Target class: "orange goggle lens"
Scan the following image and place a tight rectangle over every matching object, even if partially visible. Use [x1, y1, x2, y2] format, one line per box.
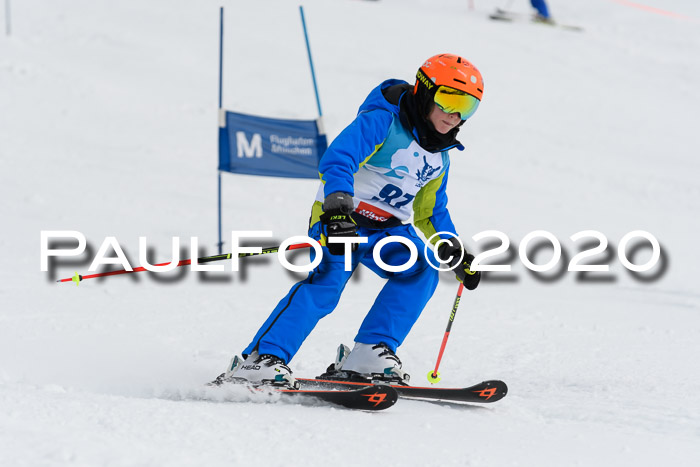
[433, 86, 480, 121]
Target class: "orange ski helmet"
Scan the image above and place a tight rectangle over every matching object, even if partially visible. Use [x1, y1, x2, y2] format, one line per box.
[414, 53, 484, 120]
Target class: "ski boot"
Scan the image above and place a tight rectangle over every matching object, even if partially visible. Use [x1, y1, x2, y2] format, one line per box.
[533, 13, 555, 25]
[210, 352, 299, 389]
[319, 343, 410, 385]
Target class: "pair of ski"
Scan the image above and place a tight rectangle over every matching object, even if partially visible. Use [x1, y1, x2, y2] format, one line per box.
[489, 9, 584, 32]
[253, 378, 508, 411]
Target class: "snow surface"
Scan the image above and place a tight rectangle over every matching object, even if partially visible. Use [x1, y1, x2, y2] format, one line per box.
[2, 0, 700, 465]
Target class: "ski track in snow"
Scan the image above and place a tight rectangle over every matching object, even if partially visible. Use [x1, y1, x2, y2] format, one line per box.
[2, 0, 700, 465]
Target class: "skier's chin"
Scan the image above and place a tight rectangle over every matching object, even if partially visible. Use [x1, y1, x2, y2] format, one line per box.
[435, 122, 457, 134]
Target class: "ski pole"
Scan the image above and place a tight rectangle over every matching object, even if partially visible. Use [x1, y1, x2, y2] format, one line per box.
[427, 282, 465, 384]
[56, 242, 312, 286]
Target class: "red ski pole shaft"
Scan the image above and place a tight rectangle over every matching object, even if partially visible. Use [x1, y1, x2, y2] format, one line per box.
[428, 283, 464, 383]
[56, 242, 312, 286]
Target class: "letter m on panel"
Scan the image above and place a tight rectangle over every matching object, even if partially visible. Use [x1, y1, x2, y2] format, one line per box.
[236, 132, 262, 158]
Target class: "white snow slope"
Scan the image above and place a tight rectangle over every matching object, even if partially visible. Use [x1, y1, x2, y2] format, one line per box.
[2, 0, 700, 465]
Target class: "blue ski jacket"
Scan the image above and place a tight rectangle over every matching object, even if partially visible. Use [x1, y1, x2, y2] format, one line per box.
[311, 79, 463, 244]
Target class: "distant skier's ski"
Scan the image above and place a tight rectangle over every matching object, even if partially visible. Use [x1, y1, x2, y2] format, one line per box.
[297, 378, 508, 404]
[489, 9, 584, 32]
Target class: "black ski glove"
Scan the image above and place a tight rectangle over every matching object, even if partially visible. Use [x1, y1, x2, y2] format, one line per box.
[320, 192, 358, 256]
[437, 241, 481, 290]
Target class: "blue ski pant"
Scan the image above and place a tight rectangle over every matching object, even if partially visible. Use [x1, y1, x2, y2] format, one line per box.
[530, 0, 550, 18]
[243, 223, 440, 363]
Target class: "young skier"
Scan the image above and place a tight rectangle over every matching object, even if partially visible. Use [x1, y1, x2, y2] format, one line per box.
[217, 53, 484, 388]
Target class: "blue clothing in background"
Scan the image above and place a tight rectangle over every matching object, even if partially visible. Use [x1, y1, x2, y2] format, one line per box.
[530, 0, 550, 19]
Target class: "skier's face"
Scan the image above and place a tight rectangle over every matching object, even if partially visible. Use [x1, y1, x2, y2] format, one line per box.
[427, 104, 461, 134]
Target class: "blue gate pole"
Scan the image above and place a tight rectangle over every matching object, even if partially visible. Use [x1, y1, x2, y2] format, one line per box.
[299, 6, 323, 117]
[217, 6, 224, 254]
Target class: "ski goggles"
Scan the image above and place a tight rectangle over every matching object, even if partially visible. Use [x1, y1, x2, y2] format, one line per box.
[433, 86, 480, 121]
